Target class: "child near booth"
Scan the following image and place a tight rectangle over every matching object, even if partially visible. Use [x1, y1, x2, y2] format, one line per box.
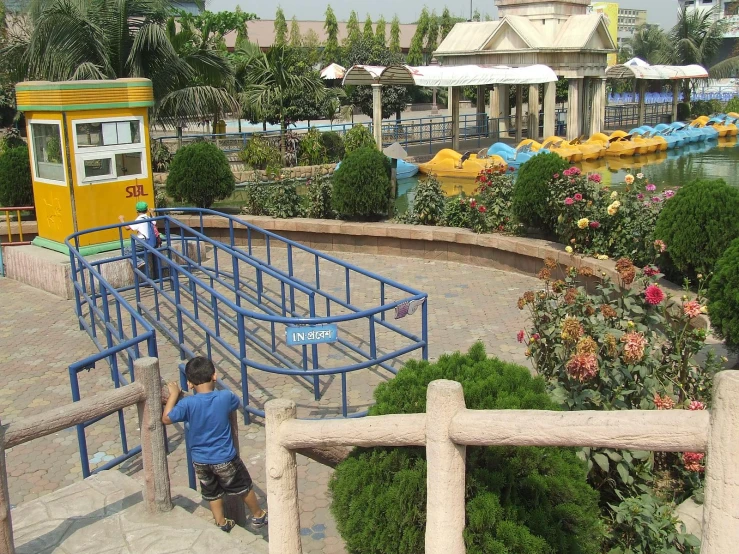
[162, 357, 268, 533]
[118, 201, 159, 274]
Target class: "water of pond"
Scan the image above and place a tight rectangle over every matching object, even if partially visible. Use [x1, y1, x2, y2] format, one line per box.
[397, 138, 739, 204]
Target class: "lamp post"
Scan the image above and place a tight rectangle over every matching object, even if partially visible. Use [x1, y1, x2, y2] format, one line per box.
[430, 58, 440, 115]
[383, 142, 408, 217]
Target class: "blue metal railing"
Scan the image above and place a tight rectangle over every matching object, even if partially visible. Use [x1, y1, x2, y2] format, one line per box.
[605, 103, 673, 129]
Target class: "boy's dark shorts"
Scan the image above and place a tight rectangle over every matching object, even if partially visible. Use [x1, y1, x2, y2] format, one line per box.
[193, 456, 253, 501]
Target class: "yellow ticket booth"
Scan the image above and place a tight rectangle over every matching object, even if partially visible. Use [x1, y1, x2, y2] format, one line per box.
[15, 78, 155, 254]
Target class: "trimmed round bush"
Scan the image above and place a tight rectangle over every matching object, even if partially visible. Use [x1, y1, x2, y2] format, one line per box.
[0, 145, 33, 207]
[343, 124, 376, 155]
[677, 102, 691, 121]
[654, 178, 739, 280]
[708, 238, 739, 351]
[511, 152, 569, 232]
[166, 141, 235, 208]
[238, 134, 282, 170]
[331, 146, 390, 218]
[329, 343, 603, 554]
[320, 131, 345, 162]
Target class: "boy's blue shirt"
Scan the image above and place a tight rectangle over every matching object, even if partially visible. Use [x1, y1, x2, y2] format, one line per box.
[168, 389, 240, 464]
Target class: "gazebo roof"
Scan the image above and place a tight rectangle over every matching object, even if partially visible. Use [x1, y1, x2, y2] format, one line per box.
[606, 59, 709, 80]
[320, 63, 346, 80]
[342, 64, 558, 87]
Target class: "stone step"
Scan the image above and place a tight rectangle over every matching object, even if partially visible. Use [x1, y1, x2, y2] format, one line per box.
[10, 470, 269, 554]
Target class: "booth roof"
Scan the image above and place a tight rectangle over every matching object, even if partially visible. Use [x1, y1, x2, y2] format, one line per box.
[342, 64, 558, 87]
[606, 59, 709, 81]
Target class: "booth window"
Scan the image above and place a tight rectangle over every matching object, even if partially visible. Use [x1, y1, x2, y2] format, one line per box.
[30, 122, 65, 183]
[73, 117, 146, 184]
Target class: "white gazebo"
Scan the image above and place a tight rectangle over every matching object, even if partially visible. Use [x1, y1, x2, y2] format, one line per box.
[342, 63, 558, 150]
[606, 58, 709, 126]
[320, 63, 346, 81]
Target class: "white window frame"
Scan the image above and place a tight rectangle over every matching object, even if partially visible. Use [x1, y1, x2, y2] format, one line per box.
[27, 119, 67, 186]
[71, 115, 148, 185]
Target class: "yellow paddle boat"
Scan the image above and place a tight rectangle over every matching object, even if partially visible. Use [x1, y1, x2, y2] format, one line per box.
[544, 135, 605, 161]
[611, 130, 650, 155]
[717, 136, 738, 148]
[519, 138, 583, 163]
[417, 149, 506, 178]
[605, 151, 668, 171]
[588, 133, 639, 157]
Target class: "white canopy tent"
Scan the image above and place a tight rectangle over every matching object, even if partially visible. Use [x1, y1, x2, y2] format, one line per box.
[320, 63, 346, 80]
[605, 58, 709, 126]
[342, 64, 559, 149]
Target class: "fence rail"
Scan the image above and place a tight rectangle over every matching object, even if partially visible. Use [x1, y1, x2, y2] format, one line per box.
[265, 373, 739, 554]
[0, 357, 172, 554]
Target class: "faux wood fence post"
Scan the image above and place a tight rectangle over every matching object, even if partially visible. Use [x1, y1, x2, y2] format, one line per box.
[425, 380, 467, 554]
[223, 410, 247, 526]
[265, 399, 301, 554]
[701, 370, 739, 553]
[0, 416, 15, 554]
[135, 357, 173, 514]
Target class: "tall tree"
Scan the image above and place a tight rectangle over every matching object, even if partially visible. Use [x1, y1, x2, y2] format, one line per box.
[3, 0, 238, 128]
[345, 10, 361, 47]
[302, 29, 322, 66]
[289, 16, 302, 48]
[322, 5, 341, 65]
[274, 7, 288, 46]
[390, 15, 401, 55]
[440, 8, 454, 40]
[426, 11, 439, 57]
[472, 9, 481, 22]
[407, 8, 430, 65]
[664, 7, 726, 100]
[624, 24, 668, 65]
[375, 15, 387, 47]
[363, 14, 374, 42]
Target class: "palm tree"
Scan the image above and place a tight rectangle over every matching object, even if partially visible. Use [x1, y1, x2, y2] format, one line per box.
[664, 7, 726, 101]
[624, 24, 668, 65]
[236, 43, 328, 150]
[2, 0, 237, 127]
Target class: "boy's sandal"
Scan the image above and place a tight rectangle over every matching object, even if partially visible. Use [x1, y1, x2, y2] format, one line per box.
[218, 518, 236, 533]
[251, 510, 268, 528]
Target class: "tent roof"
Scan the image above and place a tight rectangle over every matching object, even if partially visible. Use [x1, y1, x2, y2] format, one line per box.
[320, 63, 346, 80]
[606, 59, 709, 80]
[342, 64, 558, 87]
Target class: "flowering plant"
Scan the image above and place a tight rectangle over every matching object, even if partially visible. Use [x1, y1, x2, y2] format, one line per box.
[442, 193, 491, 234]
[518, 257, 721, 505]
[474, 166, 521, 233]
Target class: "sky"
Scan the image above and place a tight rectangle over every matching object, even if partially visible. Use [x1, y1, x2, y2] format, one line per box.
[207, 0, 680, 29]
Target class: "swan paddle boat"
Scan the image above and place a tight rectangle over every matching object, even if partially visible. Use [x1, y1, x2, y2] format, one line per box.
[417, 149, 506, 178]
[336, 157, 419, 179]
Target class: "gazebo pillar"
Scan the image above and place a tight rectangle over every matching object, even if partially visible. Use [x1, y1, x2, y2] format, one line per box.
[543, 80, 556, 137]
[528, 84, 540, 140]
[476, 85, 487, 134]
[637, 80, 646, 127]
[515, 86, 523, 143]
[589, 78, 606, 136]
[499, 85, 510, 137]
[450, 86, 460, 152]
[372, 83, 383, 150]
[672, 81, 680, 123]
[567, 78, 583, 140]
[490, 87, 501, 139]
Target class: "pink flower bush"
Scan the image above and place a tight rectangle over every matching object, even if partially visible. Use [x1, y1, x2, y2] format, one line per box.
[563, 167, 581, 177]
[564, 197, 575, 205]
[683, 452, 705, 473]
[652, 196, 662, 203]
[653, 393, 675, 410]
[621, 331, 648, 364]
[683, 300, 702, 319]
[553, 173, 560, 179]
[643, 266, 659, 277]
[646, 184, 657, 192]
[688, 400, 705, 411]
[644, 284, 666, 305]
[664, 190, 675, 198]
[566, 353, 599, 382]
[637, 193, 644, 200]
[574, 193, 583, 201]
[517, 329, 525, 343]
[654, 240, 667, 253]
[588, 174, 602, 183]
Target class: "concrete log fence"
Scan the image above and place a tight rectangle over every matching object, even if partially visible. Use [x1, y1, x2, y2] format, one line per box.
[264, 373, 739, 554]
[0, 358, 172, 554]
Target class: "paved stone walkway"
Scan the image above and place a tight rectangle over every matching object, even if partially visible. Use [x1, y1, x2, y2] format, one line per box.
[0, 251, 554, 553]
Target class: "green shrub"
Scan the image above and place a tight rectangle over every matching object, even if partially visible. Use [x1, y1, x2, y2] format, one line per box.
[267, 180, 303, 218]
[0, 128, 25, 154]
[306, 175, 333, 219]
[511, 152, 569, 232]
[151, 141, 173, 172]
[690, 100, 713, 118]
[298, 128, 328, 166]
[343, 124, 376, 155]
[655, 178, 739, 281]
[166, 141, 235, 208]
[405, 174, 445, 225]
[155, 188, 168, 209]
[332, 147, 390, 219]
[442, 194, 491, 234]
[677, 102, 691, 121]
[238, 134, 282, 170]
[475, 166, 519, 233]
[708, 237, 739, 351]
[725, 97, 739, 114]
[329, 343, 603, 554]
[241, 181, 270, 216]
[320, 131, 345, 162]
[0, 145, 33, 207]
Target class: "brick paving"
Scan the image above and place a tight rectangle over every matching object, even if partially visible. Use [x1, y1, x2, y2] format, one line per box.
[0, 250, 573, 552]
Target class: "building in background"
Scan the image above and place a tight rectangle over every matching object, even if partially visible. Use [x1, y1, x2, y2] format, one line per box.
[589, 3, 647, 51]
[589, 2, 619, 65]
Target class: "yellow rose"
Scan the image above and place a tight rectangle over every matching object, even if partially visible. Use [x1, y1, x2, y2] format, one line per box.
[700, 306, 708, 314]
[612, 201, 621, 208]
[565, 246, 573, 253]
[607, 206, 617, 216]
[597, 254, 609, 260]
[610, 191, 618, 200]
[625, 174, 635, 185]
[577, 217, 589, 229]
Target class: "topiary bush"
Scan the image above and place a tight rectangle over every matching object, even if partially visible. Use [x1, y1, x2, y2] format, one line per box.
[654, 178, 739, 281]
[320, 131, 345, 162]
[677, 102, 691, 121]
[298, 128, 328, 166]
[511, 152, 570, 232]
[329, 343, 603, 554]
[332, 146, 390, 219]
[0, 145, 33, 207]
[238, 134, 282, 170]
[343, 124, 376, 156]
[690, 100, 714, 118]
[708, 237, 739, 351]
[166, 141, 235, 208]
[725, 97, 739, 114]
[403, 174, 445, 225]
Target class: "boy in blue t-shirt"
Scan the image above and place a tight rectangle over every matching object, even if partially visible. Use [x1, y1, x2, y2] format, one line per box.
[162, 357, 268, 532]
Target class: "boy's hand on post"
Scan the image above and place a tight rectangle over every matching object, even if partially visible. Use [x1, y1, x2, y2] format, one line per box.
[167, 381, 181, 397]
[118, 215, 125, 223]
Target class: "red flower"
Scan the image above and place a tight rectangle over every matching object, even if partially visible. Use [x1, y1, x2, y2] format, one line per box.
[643, 266, 659, 277]
[478, 205, 487, 213]
[508, 166, 515, 172]
[683, 452, 705, 473]
[517, 330, 525, 343]
[644, 284, 665, 305]
[589, 221, 600, 229]
[574, 193, 583, 201]
[553, 173, 560, 179]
